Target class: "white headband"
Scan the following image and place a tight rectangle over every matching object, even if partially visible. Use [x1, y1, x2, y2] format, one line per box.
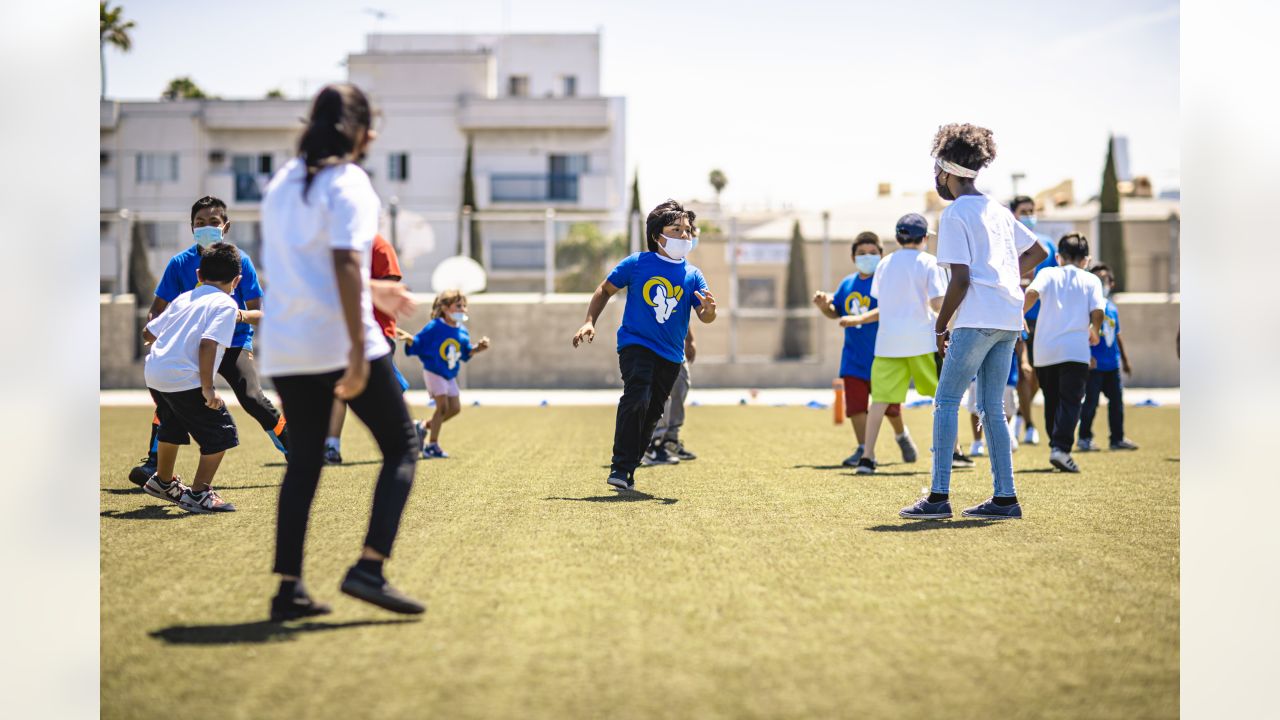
[935, 158, 979, 179]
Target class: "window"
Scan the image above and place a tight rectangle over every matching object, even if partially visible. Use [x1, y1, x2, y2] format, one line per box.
[562, 75, 577, 97]
[259, 154, 273, 175]
[548, 154, 588, 201]
[136, 153, 178, 182]
[489, 241, 544, 271]
[507, 75, 529, 97]
[388, 153, 409, 181]
[739, 277, 777, 309]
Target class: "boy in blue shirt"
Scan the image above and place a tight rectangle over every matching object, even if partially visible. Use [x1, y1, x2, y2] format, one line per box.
[1078, 264, 1139, 452]
[404, 289, 490, 459]
[813, 231, 916, 467]
[1010, 195, 1057, 447]
[572, 199, 717, 492]
[128, 196, 288, 485]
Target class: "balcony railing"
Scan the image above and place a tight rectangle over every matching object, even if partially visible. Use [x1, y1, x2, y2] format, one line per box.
[235, 172, 267, 202]
[491, 173, 579, 203]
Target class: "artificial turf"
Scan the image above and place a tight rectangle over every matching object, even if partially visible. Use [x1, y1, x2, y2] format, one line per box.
[100, 403, 1178, 719]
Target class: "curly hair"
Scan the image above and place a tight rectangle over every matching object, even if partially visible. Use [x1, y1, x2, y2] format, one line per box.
[645, 199, 697, 252]
[931, 123, 997, 173]
[852, 231, 881, 254]
[432, 289, 466, 319]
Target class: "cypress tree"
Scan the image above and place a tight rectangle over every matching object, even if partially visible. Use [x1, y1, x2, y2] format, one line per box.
[627, 170, 641, 250]
[461, 136, 482, 265]
[1100, 135, 1126, 290]
[780, 219, 811, 359]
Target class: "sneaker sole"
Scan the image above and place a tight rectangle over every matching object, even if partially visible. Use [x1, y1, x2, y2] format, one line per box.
[606, 478, 630, 490]
[270, 602, 333, 623]
[340, 580, 425, 615]
[855, 468, 876, 475]
[1049, 458, 1080, 473]
[142, 486, 182, 504]
[180, 501, 237, 514]
[899, 512, 953, 520]
[961, 511, 1022, 520]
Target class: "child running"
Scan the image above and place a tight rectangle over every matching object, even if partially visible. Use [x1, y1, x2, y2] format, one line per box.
[1023, 233, 1107, 473]
[572, 199, 716, 492]
[404, 290, 490, 459]
[813, 231, 918, 467]
[857, 215, 945, 475]
[140, 242, 243, 514]
[899, 123, 1048, 521]
[1077, 263, 1139, 452]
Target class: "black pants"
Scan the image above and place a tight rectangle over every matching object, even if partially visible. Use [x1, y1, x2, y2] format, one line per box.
[271, 354, 417, 577]
[1035, 362, 1090, 453]
[1079, 368, 1125, 444]
[611, 345, 682, 475]
[218, 347, 284, 433]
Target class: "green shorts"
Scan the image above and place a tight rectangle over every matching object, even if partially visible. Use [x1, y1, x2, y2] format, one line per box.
[870, 353, 939, 403]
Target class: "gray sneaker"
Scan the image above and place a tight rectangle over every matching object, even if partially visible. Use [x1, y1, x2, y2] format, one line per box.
[897, 434, 919, 463]
[1110, 438, 1139, 451]
[899, 497, 953, 520]
[842, 445, 865, 467]
[1049, 448, 1080, 473]
[1077, 437, 1099, 452]
[961, 498, 1023, 520]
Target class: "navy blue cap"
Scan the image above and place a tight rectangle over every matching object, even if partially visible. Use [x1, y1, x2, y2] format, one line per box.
[895, 213, 929, 241]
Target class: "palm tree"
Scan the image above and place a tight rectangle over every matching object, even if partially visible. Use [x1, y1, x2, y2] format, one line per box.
[100, 2, 135, 99]
[162, 76, 208, 101]
[265, 88, 285, 99]
[709, 169, 727, 205]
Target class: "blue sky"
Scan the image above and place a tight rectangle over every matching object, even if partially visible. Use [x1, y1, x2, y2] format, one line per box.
[103, 0, 1179, 210]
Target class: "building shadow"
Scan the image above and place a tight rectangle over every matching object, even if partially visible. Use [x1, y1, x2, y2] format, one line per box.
[102, 487, 145, 496]
[100, 505, 195, 521]
[544, 490, 678, 505]
[865, 519, 996, 532]
[149, 618, 419, 646]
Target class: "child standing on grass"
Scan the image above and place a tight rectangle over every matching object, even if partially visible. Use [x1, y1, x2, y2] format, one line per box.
[1078, 263, 1139, 452]
[856, 214, 945, 475]
[404, 290, 490, 459]
[140, 242, 243, 514]
[899, 123, 1048, 521]
[965, 343, 1022, 457]
[1023, 233, 1107, 473]
[572, 199, 717, 492]
[813, 231, 917, 468]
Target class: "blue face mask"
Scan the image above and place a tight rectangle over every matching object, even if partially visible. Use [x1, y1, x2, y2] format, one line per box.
[1019, 216, 1038, 230]
[193, 226, 223, 247]
[450, 311, 468, 324]
[854, 254, 881, 275]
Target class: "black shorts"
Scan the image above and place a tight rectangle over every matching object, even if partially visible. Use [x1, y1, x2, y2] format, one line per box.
[148, 388, 240, 455]
[1025, 318, 1038, 368]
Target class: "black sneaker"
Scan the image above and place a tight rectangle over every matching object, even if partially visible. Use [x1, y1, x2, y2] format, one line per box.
[667, 440, 697, 461]
[855, 458, 877, 475]
[128, 457, 157, 487]
[842, 445, 865, 467]
[606, 469, 631, 491]
[896, 434, 919, 463]
[899, 496, 953, 520]
[641, 442, 680, 466]
[340, 566, 425, 615]
[324, 446, 343, 465]
[961, 498, 1023, 520]
[270, 589, 332, 622]
[951, 452, 975, 469]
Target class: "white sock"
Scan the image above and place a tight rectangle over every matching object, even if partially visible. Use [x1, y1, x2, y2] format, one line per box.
[325, 437, 340, 451]
[895, 429, 910, 440]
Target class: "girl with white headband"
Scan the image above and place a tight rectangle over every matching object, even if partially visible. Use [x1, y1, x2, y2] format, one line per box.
[899, 123, 1049, 521]
[571, 199, 717, 492]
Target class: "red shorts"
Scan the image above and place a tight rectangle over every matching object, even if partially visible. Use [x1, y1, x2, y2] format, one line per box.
[843, 376, 901, 418]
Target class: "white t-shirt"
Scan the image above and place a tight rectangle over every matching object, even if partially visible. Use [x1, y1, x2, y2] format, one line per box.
[144, 285, 238, 392]
[936, 194, 1039, 331]
[259, 158, 389, 376]
[869, 247, 947, 357]
[1027, 264, 1107, 366]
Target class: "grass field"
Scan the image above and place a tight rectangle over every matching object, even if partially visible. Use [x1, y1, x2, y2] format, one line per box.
[100, 403, 1179, 719]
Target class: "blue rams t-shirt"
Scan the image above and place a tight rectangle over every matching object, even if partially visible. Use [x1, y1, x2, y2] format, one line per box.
[406, 318, 472, 380]
[1091, 299, 1122, 372]
[607, 252, 707, 364]
[831, 272, 878, 380]
[1024, 233, 1058, 322]
[155, 244, 264, 350]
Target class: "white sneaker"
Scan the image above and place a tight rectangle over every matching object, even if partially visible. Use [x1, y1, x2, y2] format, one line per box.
[1049, 448, 1080, 473]
[142, 474, 189, 504]
[1013, 415, 1025, 438]
[970, 440, 986, 457]
[178, 488, 237, 513]
[1024, 425, 1040, 445]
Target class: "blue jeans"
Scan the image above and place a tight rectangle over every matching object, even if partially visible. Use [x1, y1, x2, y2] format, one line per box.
[932, 328, 1021, 497]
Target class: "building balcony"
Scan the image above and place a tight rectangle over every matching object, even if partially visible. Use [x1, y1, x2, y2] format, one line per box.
[202, 100, 310, 130]
[207, 172, 270, 208]
[457, 97, 612, 131]
[478, 173, 612, 210]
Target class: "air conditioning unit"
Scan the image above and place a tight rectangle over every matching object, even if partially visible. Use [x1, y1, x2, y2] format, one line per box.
[208, 150, 226, 164]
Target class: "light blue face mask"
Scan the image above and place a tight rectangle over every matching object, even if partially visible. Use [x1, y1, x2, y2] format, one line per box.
[193, 226, 223, 247]
[1019, 216, 1038, 230]
[854, 254, 881, 275]
[450, 311, 468, 323]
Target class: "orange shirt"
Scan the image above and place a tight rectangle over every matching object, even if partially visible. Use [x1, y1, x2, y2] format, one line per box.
[370, 234, 403, 337]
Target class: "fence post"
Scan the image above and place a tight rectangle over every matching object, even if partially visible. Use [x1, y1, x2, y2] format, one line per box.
[728, 216, 739, 363]
[544, 208, 556, 295]
[116, 208, 132, 297]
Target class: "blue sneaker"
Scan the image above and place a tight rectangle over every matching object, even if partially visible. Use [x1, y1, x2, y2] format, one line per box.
[899, 497, 953, 520]
[269, 427, 289, 458]
[961, 498, 1023, 520]
[422, 443, 449, 460]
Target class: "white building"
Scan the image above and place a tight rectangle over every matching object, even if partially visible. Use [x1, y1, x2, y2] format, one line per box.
[100, 32, 627, 293]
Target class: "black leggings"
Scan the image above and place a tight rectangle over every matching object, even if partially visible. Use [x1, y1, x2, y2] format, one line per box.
[611, 345, 682, 475]
[1035, 362, 1090, 453]
[271, 354, 417, 577]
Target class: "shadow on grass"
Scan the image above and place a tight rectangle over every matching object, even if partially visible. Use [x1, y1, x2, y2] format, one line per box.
[792, 464, 850, 470]
[1019, 468, 1062, 474]
[263, 460, 382, 468]
[102, 487, 145, 495]
[150, 618, 418, 646]
[1166, 457, 1179, 463]
[100, 505, 194, 521]
[866, 519, 996, 532]
[545, 490, 678, 505]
